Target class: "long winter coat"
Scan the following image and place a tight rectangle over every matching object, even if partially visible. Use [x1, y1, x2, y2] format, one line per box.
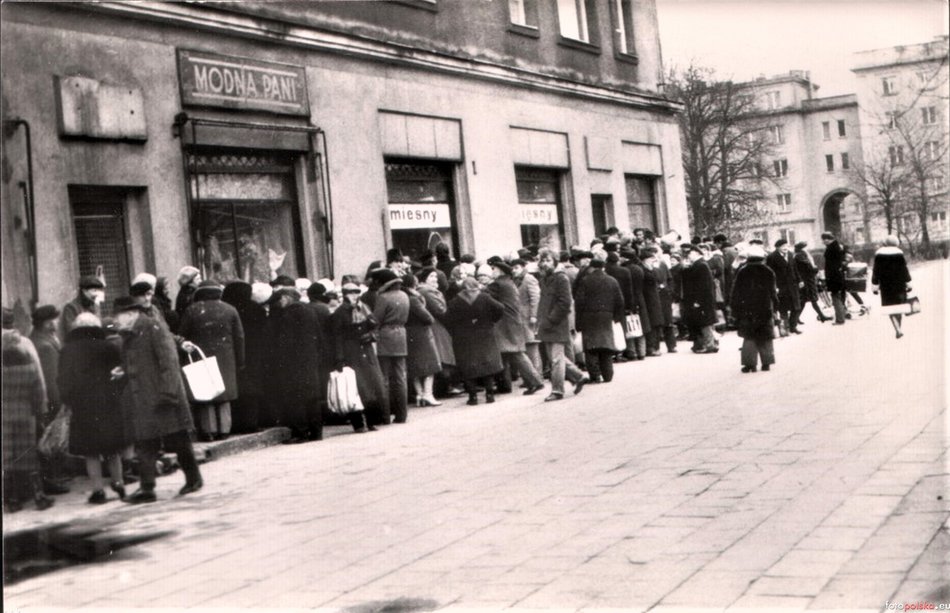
[373, 282, 410, 357]
[330, 301, 387, 407]
[824, 240, 847, 292]
[272, 301, 326, 408]
[2, 331, 45, 474]
[514, 272, 541, 345]
[794, 250, 820, 303]
[29, 330, 61, 414]
[445, 292, 505, 379]
[606, 261, 634, 313]
[119, 312, 194, 441]
[179, 296, 245, 403]
[405, 289, 441, 379]
[871, 246, 912, 306]
[60, 293, 100, 341]
[59, 326, 127, 456]
[730, 261, 779, 341]
[487, 275, 528, 353]
[641, 268, 664, 331]
[417, 284, 454, 366]
[222, 282, 268, 398]
[574, 269, 625, 351]
[681, 259, 718, 328]
[766, 250, 802, 313]
[707, 253, 726, 304]
[537, 270, 574, 344]
[655, 260, 675, 326]
[625, 262, 652, 330]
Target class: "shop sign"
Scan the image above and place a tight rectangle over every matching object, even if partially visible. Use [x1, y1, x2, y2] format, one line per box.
[389, 204, 452, 230]
[519, 204, 559, 225]
[177, 49, 310, 116]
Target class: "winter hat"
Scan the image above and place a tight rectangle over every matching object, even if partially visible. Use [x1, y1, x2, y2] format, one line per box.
[746, 245, 767, 260]
[686, 244, 703, 255]
[794, 241, 808, 251]
[113, 296, 145, 313]
[476, 264, 493, 279]
[660, 231, 681, 248]
[341, 282, 361, 295]
[307, 282, 326, 303]
[774, 238, 788, 249]
[607, 252, 621, 264]
[72, 312, 102, 329]
[490, 260, 513, 276]
[177, 266, 200, 286]
[271, 275, 295, 288]
[130, 272, 157, 296]
[31, 305, 60, 327]
[79, 275, 105, 290]
[194, 279, 224, 300]
[250, 282, 273, 305]
[373, 268, 402, 290]
[589, 259, 606, 268]
[273, 287, 301, 301]
[458, 262, 477, 278]
[386, 248, 404, 265]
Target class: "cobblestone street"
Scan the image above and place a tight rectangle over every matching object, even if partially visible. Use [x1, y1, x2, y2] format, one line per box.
[4, 262, 947, 612]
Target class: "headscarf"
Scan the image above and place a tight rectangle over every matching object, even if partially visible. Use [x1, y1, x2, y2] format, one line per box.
[458, 277, 481, 305]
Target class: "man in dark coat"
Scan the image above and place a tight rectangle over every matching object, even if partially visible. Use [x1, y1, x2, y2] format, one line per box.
[372, 269, 410, 424]
[730, 246, 779, 372]
[655, 254, 678, 353]
[435, 243, 458, 281]
[681, 244, 719, 353]
[486, 259, 545, 396]
[574, 259, 624, 383]
[113, 297, 202, 503]
[537, 249, 588, 401]
[622, 248, 651, 360]
[222, 282, 268, 433]
[444, 277, 505, 405]
[794, 242, 830, 324]
[60, 275, 104, 341]
[822, 231, 848, 324]
[766, 239, 803, 335]
[179, 280, 246, 441]
[640, 251, 666, 357]
[605, 252, 635, 361]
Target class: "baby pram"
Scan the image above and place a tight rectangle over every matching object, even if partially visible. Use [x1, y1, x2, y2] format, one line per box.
[817, 265, 870, 317]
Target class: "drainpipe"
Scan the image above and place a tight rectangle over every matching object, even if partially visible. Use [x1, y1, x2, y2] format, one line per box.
[4, 118, 38, 307]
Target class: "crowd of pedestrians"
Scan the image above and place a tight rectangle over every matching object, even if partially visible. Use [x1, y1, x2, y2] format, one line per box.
[2, 228, 914, 512]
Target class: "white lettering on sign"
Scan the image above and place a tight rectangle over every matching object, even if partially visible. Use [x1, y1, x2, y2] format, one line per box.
[389, 204, 452, 230]
[519, 204, 559, 225]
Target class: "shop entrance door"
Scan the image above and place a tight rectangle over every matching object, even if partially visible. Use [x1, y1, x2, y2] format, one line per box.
[69, 187, 131, 316]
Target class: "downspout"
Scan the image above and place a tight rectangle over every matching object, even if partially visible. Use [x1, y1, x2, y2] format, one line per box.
[4, 118, 38, 307]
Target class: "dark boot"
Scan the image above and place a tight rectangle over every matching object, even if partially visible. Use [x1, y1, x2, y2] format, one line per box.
[467, 393, 478, 406]
[31, 473, 54, 511]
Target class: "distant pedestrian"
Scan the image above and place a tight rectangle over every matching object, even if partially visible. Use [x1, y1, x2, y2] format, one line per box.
[872, 235, 912, 339]
[537, 249, 588, 401]
[574, 258, 624, 383]
[730, 246, 779, 373]
[402, 273, 442, 407]
[30, 305, 71, 496]
[372, 269, 410, 424]
[486, 258, 545, 396]
[640, 250, 665, 356]
[681, 244, 719, 353]
[444, 277, 505, 405]
[330, 283, 386, 431]
[511, 259, 543, 375]
[222, 281, 269, 433]
[822, 232, 848, 324]
[766, 239, 802, 335]
[794, 241, 830, 323]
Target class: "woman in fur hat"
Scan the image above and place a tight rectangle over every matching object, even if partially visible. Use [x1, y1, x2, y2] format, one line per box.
[872, 235, 912, 339]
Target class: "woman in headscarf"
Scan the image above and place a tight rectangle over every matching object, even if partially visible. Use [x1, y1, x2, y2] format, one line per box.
[872, 235, 912, 339]
[416, 267, 454, 402]
[444, 277, 505, 405]
[59, 313, 127, 504]
[402, 273, 441, 407]
[329, 282, 387, 431]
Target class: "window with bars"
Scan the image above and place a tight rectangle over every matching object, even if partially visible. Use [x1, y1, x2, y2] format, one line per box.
[69, 187, 132, 317]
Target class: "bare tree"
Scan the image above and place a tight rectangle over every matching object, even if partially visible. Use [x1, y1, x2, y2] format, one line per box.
[665, 64, 778, 238]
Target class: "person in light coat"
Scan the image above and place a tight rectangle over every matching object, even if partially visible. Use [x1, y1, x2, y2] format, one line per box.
[537, 249, 588, 402]
[371, 268, 410, 424]
[511, 259, 542, 375]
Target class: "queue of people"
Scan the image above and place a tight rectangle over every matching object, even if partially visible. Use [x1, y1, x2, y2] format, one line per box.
[1, 228, 914, 512]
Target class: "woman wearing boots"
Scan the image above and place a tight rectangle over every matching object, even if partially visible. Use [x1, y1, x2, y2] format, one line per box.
[59, 313, 128, 504]
[872, 235, 912, 339]
[2, 310, 54, 511]
[445, 277, 505, 405]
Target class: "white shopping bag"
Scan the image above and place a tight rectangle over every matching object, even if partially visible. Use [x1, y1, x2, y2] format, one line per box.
[612, 322, 626, 351]
[182, 346, 226, 402]
[327, 367, 364, 415]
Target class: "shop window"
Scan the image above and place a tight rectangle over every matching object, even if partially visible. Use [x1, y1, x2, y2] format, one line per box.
[189, 151, 304, 284]
[625, 175, 657, 233]
[612, 0, 635, 55]
[557, 0, 590, 42]
[591, 194, 614, 238]
[517, 167, 565, 250]
[69, 187, 132, 316]
[385, 160, 458, 262]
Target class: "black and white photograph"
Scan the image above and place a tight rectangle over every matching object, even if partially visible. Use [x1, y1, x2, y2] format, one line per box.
[1, 0, 947, 611]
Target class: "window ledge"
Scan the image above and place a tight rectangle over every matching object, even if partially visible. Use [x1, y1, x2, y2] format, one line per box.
[390, 0, 438, 13]
[557, 36, 601, 55]
[508, 23, 540, 39]
[614, 51, 639, 66]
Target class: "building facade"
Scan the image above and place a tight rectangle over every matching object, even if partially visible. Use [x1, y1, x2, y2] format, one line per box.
[1, 0, 687, 319]
[851, 36, 949, 246]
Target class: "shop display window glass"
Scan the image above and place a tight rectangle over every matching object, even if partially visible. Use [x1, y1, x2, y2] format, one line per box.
[516, 167, 564, 250]
[385, 161, 458, 262]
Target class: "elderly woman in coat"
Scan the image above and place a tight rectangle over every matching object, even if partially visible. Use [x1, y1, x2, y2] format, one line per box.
[730, 246, 779, 373]
[445, 277, 505, 405]
[179, 280, 245, 441]
[329, 283, 385, 431]
[872, 235, 913, 339]
[371, 268, 410, 424]
[681, 244, 719, 353]
[574, 259, 625, 383]
[59, 313, 128, 504]
[486, 258, 545, 396]
[402, 273, 441, 407]
[114, 297, 202, 504]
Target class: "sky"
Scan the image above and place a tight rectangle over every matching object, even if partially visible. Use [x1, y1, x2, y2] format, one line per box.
[655, 0, 949, 96]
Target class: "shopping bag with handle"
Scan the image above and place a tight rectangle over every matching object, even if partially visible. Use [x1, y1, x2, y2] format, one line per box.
[624, 313, 643, 339]
[612, 322, 626, 351]
[182, 345, 226, 402]
[327, 367, 364, 415]
[38, 406, 71, 457]
[906, 294, 921, 316]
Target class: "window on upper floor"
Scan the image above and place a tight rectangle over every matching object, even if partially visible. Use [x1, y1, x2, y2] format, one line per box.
[886, 111, 899, 131]
[557, 0, 590, 43]
[929, 175, 946, 193]
[889, 145, 904, 166]
[822, 121, 831, 140]
[922, 106, 937, 125]
[882, 76, 897, 96]
[508, 0, 538, 28]
[776, 193, 791, 213]
[773, 159, 788, 177]
[923, 140, 940, 161]
[769, 125, 785, 145]
[841, 152, 850, 170]
[765, 91, 781, 110]
[825, 154, 835, 172]
[612, 0, 635, 56]
[837, 120, 846, 138]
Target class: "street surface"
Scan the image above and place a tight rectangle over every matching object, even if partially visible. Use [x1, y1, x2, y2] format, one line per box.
[4, 261, 948, 612]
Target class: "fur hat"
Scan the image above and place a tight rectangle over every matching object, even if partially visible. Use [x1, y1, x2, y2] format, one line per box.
[130, 272, 157, 296]
[31, 305, 60, 327]
[746, 245, 767, 260]
[113, 296, 144, 313]
[589, 259, 606, 268]
[271, 275, 295, 289]
[250, 282, 273, 305]
[177, 266, 200, 286]
[476, 264, 493, 278]
[490, 260, 512, 276]
[79, 275, 105, 290]
[373, 268, 402, 290]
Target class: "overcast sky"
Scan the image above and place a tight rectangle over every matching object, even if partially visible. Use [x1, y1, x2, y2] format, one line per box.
[655, 0, 949, 96]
